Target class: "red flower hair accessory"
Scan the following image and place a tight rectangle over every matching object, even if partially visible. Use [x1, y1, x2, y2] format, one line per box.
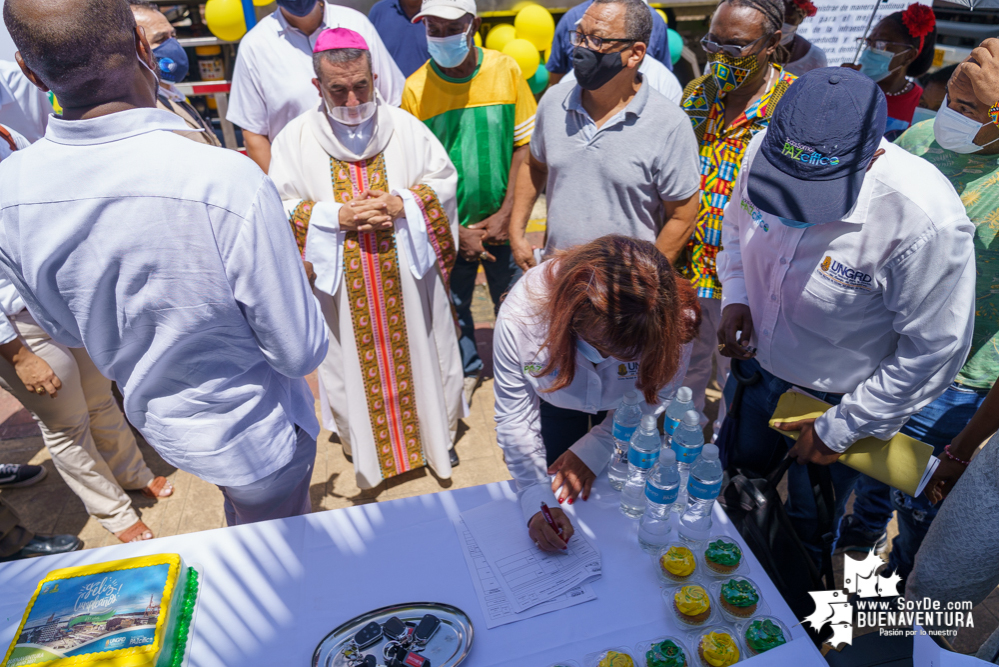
[901, 3, 936, 53]
[792, 0, 817, 17]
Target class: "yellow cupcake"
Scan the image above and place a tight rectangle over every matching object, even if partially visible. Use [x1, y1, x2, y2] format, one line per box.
[698, 631, 739, 667]
[673, 584, 711, 625]
[660, 546, 696, 581]
[598, 650, 635, 667]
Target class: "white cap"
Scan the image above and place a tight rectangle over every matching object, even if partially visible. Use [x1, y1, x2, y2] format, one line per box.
[623, 389, 641, 405]
[676, 386, 692, 403]
[701, 444, 719, 460]
[412, 0, 476, 23]
[641, 413, 658, 430]
[682, 410, 700, 427]
[661, 449, 677, 464]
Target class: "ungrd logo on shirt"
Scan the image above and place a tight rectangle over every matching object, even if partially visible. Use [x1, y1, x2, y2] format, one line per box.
[617, 362, 638, 380]
[817, 256, 874, 292]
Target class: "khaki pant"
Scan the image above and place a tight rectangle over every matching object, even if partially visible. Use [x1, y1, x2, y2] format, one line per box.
[0, 310, 152, 534]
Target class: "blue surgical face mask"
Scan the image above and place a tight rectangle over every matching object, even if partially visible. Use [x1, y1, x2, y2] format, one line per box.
[277, 0, 318, 17]
[427, 25, 471, 69]
[576, 337, 607, 364]
[857, 47, 898, 83]
[911, 106, 936, 126]
[153, 37, 189, 83]
[777, 216, 816, 228]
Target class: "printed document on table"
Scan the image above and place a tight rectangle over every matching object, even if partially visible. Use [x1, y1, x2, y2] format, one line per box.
[460, 500, 602, 613]
[456, 518, 596, 628]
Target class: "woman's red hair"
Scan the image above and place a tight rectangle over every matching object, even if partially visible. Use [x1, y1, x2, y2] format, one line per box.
[534, 236, 701, 405]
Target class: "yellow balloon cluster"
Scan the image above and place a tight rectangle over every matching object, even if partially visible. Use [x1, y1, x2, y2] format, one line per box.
[205, 0, 247, 42]
[485, 3, 555, 81]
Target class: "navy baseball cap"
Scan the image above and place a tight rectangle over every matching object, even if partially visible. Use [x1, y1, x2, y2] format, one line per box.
[746, 68, 887, 224]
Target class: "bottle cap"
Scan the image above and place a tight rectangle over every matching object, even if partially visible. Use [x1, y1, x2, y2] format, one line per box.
[682, 410, 700, 427]
[660, 449, 677, 463]
[641, 413, 658, 430]
[624, 389, 640, 405]
[676, 386, 692, 403]
[702, 444, 719, 460]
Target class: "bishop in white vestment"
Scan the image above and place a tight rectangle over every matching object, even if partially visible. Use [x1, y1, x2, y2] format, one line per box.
[269, 28, 462, 488]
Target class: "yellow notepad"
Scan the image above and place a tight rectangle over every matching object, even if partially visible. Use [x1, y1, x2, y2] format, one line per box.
[768, 389, 939, 497]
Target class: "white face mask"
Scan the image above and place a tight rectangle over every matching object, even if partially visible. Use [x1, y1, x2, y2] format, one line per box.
[322, 90, 376, 126]
[910, 106, 936, 126]
[780, 23, 797, 46]
[933, 95, 999, 154]
[576, 337, 607, 364]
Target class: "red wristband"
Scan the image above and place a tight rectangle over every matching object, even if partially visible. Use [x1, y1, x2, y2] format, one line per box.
[944, 444, 971, 466]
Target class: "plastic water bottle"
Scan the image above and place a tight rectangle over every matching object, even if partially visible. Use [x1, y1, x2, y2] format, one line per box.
[670, 410, 704, 513]
[620, 414, 662, 518]
[663, 386, 694, 436]
[638, 449, 680, 553]
[608, 390, 643, 490]
[679, 444, 724, 541]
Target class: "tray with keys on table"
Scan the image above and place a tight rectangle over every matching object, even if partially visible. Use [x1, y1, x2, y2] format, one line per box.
[312, 602, 473, 667]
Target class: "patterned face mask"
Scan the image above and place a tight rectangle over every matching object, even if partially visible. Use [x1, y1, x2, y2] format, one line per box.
[707, 51, 762, 94]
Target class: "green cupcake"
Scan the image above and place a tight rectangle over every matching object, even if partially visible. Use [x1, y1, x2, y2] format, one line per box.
[646, 639, 686, 667]
[745, 619, 787, 655]
[704, 539, 742, 574]
[720, 578, 759, 618]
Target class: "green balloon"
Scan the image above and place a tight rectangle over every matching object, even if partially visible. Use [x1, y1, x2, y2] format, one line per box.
[528, 65, 550, 94]
[667, 27, 683, 66]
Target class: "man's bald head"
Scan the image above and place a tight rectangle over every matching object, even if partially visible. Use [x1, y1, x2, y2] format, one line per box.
[5, 0, 144, 108]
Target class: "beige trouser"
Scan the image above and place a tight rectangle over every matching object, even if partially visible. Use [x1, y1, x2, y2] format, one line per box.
[0, 310, 152, 534]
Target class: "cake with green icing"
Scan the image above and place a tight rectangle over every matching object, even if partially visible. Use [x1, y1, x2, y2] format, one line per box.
[744, 619, 787, 656]
[720, 578, 759, 618]
[703, 539, 742, 574]
[2, 554, 199, 667]
[646, 639, 686, 667]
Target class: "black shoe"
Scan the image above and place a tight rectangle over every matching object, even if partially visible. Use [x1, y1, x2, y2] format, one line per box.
[836, 514, 889, 554]
[449, 448, 460, 467]
[0, 534, 82, 561]
[0, 463, 47, 488]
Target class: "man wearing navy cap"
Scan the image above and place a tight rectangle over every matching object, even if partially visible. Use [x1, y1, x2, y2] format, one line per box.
[715, 67, 976, 563]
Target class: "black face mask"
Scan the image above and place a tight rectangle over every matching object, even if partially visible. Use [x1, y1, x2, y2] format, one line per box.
[571, 45, 626, 91]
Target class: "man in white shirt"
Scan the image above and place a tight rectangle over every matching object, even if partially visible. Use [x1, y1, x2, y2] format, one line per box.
[716, 68, 975, 562]
[0, 0, 329, 526]
[228, 0, 405, 172]
[0, 59, 51, 142]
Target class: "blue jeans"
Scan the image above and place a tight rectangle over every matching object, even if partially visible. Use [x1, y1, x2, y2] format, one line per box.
[848, 382, 989, 578]
[722, 358, 862, 563]
[451, 244, 522, 377]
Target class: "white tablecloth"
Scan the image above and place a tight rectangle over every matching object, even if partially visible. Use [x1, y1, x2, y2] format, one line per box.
[0, 478, 825, 666]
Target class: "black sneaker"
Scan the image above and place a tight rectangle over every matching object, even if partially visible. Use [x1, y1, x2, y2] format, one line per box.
[0, 463, 47, 488]
[836, 514, 889, 554]
[449, 448, 460, 467]
[0, 534, 82, 561]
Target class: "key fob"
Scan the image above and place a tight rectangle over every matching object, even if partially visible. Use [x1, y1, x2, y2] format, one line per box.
[382, 616, 409, 643]
[412, 614, 441, 646]
[387, 646, 431, 667]
[354, 621, 383, 650]
[360, 656, 377, 667]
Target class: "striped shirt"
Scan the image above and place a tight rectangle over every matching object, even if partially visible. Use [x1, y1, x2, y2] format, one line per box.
[402, 48, 536, 227]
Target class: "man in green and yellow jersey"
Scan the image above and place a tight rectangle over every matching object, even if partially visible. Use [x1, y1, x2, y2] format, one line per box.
[403, 0, 537, 407]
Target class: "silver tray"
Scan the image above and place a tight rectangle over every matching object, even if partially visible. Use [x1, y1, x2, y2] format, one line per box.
[312, 602, 473, 667]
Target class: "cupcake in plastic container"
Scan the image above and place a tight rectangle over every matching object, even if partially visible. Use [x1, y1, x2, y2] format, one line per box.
[741, 616, 790, 657]
[716, 576, 762, 620]
[585, 648, 637, 667]
[638, 636, 691, 667]
[667, 584, 713, 627]
[657, 543, 698, 583]
[690, 627, 741, 667]
[702, 536, 743, 576]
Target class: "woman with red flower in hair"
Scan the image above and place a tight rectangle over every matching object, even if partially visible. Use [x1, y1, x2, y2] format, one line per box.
[847, 3, 937, 139]
[781, 0, 827, 75]
[493, 236, 700, 551]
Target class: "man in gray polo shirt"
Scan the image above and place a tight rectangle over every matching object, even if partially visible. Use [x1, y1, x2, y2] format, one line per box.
[509, 0, 699, 268]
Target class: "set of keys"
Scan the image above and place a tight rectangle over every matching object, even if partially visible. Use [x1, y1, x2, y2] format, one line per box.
[340, 614, 442, 667]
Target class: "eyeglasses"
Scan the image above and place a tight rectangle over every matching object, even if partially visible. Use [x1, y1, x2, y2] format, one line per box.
[699, 32, 771, 57]
[856, 37, 914, 54]
[570, 31, 636, 51]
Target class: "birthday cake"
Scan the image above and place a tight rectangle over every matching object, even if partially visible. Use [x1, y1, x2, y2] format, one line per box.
[2, 554, 198, 667]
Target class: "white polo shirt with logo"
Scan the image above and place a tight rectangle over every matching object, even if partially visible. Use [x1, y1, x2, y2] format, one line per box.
[493, 263, 692, 522]
[718, 132, 976, 453]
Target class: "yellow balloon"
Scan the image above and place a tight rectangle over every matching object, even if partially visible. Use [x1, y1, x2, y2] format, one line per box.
[205, 0, 247, 42]
[474, 31, 483, 47]
[485, 23, 517, 53]
[656, 8, 668, 22]
[514, 4, 555, 51]
[253, 0, 272, 6]
[502, 38, 540, 79]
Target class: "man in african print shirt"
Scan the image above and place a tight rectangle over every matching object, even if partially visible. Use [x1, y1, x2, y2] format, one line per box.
[269, 28, 463, 489]
[678, 0, 796, 435]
